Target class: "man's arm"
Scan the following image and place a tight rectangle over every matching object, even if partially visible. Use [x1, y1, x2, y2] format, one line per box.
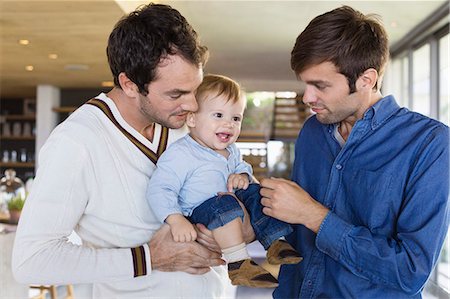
[12, 135, 136, 284]
[13, 134, 224, 285]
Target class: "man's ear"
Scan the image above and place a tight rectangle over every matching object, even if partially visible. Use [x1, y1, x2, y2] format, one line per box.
[118, 72, 139, 97]
[357, 68, 378, 91]
[186, 112, 196, 128]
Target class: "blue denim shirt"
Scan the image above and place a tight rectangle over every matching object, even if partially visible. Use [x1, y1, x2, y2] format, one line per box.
[274, 95, 450, 299]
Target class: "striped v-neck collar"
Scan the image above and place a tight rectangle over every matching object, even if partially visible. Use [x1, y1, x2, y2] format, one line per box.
[86, 98, 169, 164]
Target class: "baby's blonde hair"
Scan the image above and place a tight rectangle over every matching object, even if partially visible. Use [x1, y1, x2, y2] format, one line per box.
[196, 74, 245, 106]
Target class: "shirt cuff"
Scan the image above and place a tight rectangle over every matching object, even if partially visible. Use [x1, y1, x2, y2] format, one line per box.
[315, 211, 353, 261]
[131, 244, 151, 277]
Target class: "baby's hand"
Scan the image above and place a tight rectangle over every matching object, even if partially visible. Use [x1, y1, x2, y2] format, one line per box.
[227, 173, 250, 192]
[165, 214, 197, 242]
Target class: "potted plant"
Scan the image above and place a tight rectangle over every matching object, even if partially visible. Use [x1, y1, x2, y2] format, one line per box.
[7, 195, 25, 224]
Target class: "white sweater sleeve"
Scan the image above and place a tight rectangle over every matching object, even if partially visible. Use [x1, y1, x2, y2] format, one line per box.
[12, 133, 147, 285]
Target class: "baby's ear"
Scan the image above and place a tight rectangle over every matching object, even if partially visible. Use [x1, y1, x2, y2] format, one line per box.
[186, 112, 196, 128]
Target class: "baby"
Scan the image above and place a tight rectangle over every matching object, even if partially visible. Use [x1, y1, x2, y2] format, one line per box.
[147, 74, 301, 288]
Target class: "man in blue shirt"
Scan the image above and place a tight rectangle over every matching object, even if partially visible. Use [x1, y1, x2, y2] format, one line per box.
[260, 6, 449, 298]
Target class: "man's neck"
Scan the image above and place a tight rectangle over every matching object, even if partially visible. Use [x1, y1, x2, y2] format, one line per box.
[106, 88, 153, 137]
[338, 121, 354, 141]
[140, 123, 155, 142]
[338, 91, 384, 141]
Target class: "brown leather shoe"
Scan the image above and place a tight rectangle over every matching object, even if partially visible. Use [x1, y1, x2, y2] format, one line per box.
[228, 259, 279, 288]
[267, 240, 303, 265]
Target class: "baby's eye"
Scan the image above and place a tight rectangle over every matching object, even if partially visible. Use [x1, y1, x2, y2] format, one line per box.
[232, 116, 241, 122]
[213, 113, 223, 118]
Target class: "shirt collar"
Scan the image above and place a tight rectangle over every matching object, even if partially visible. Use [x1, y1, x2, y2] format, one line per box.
[327, 95, 401, 132]
[365, 95, 401, 130]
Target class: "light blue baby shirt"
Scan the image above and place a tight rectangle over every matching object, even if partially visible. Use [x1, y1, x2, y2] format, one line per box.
[147, 134, 253, 223]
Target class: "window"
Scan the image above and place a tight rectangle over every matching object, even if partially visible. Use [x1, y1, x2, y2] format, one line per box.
[439, 33, 449, 125]
[401, 56, 410, 107]
[388, 56, 410, 107]
[412, 43, 431, 116]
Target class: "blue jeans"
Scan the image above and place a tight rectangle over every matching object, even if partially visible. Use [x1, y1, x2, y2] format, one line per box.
[189, 183, 293, 249]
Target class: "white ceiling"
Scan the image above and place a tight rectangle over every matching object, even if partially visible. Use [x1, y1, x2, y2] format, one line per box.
[0, 0, 448, 99]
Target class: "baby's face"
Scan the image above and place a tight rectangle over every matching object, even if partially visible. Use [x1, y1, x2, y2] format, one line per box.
[188, 94, 246, 152]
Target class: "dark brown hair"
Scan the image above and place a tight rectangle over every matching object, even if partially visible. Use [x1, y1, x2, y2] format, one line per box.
[107, 3, 208, 95]
[291, 6, 389, 92]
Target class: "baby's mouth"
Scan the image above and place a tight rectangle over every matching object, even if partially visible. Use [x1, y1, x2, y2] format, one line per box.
[216, 132, 232, 142]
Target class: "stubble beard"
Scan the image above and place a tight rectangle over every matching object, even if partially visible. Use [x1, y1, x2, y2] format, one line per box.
[142, 108, 186, 129]
[138, 95, 186, 129]
[315, 108, 350, 125]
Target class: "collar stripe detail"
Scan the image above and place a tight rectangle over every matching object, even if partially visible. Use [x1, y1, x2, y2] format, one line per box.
[158, 126, 169, 157]
[86, 98, 169, 164]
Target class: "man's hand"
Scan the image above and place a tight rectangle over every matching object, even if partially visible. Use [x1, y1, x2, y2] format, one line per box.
[165, 214, 197, 242]
[149, 224, 225, 275]
[260, 177, 329, 233]
[227, 173, 250, 192]
[195, 223, 221, 253]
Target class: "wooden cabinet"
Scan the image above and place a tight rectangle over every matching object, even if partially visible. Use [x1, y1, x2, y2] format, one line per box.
[0, 98, 36, 180]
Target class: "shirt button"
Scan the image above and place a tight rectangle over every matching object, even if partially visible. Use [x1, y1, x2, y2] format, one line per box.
[335, 164, 342, 170]
[307, 280, 312, 286]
